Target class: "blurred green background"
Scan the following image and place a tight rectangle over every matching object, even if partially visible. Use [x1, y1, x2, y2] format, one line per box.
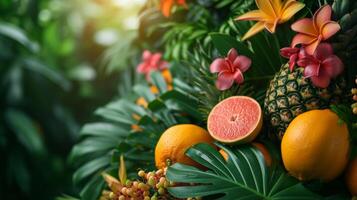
[0, 0, 145, 199]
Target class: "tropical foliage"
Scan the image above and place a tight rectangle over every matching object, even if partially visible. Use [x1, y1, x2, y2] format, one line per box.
[68, 0, 356, 199]
[2, 0, 357, 199]
[0, 0, 134, 199]
[167, 143, 320, 200]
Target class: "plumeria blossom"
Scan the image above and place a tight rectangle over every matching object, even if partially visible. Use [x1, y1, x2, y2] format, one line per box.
[297, 43, 344, 88]
[291, 5, 340, 55]
[280, 46, 307, 71]
[210, 48, 252, 90]
[137, 50, 168, 80]
[236, 0, 305, 40]
[160, 0, 187, 17]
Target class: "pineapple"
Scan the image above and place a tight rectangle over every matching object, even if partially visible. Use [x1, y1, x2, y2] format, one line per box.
[264, 64, 346, 138]
[264, 0, 357, 138]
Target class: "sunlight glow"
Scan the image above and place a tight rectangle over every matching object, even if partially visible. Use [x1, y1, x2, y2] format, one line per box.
[113, 0, 146, 8]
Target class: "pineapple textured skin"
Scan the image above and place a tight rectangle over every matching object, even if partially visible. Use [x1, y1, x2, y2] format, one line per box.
[264, 63, 346, 138]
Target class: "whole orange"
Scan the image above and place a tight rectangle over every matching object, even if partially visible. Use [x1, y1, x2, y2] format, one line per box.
[346, 157, 357, 196]
[155, 124, 214, 169]
[219, 142, 272, 167]
[281, 109, 350, 181]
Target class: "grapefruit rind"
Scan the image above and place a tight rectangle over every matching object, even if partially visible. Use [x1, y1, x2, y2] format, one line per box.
[207, 96, 263, 144]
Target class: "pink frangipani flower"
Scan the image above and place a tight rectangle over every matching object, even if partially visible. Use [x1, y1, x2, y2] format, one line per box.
[137, 50, 168, 80]
[210, 48, 252, 90]
[297, 43, 344, 88]
[280, 47, 307, 72]
[291, 5, 340, 55]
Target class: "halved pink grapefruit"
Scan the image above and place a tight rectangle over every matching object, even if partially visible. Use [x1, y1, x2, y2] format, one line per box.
[207, 96, 263, 144]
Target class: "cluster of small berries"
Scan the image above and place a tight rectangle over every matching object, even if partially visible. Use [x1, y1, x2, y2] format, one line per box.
[100, 168, 201, 200]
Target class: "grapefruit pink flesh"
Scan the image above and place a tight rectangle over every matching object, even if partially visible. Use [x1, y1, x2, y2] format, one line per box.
[207, 96, 262, 144]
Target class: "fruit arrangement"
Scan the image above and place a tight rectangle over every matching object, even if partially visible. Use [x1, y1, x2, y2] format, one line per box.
[69, 0, 357, 199]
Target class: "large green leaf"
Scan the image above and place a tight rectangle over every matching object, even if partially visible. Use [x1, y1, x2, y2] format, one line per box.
[73, 156, 110, 185]
[0, 22, 39, 52]
[167, 143, 320, 200]
[161, 90, 202, 120]
[5, 109, 45, 156]
[210, 33, 254, 59]
[23, 58, 71, 90]
[80, 122, 130, 138]
[79, 172, 106, 200]
[55, 195, 79, 200]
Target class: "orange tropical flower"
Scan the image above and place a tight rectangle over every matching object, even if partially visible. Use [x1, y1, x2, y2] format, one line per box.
[236, 0, 305, 40]
[291, 5, 340, 55]
[160, 0, 187, 17]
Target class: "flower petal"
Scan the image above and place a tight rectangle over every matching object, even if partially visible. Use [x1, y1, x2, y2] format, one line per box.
[142, 50, 152, 60]
[305, 39, 321, 55]
[321, 21, 341, 40]
[233, 55, 251, 72]
[297, 56, 318, 67]
[271, 0, 282, 14]
[210, 58, 227, 73]
[234, 70, 244, 84]
[310, 71, 331, 88]
[291, 33, 316, 47]
[281, 0, 305, 22]
[227, 48, 238, 62]
[303, 64, 320, 77]
[322, 55, 344, 78]
[291, 18, 317, 36]
[256, 0, 277, 17]
[158, 61, 168, 70]
[161, 0, 174, 17]
[216, 72, 234, 90]
[236, 10, 266, 21]
[314, 43, 333, 60]
[298, 47, 308, 59]
[280, 47, 299, 58]
[151, 53, 162, 64]
[137, 63, 148, 73]
[288, 54, 298, 71]
[264, 20, 278, 33]
[314, 5, 332, 29]
[242, 21, 266, 41]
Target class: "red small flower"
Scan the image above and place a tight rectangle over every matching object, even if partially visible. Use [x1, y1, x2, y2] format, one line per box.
[297, 43, 344, 88]
[280, 47, 307, 72]
[210, 48, 251, 91]
[137, 50, 168, 80]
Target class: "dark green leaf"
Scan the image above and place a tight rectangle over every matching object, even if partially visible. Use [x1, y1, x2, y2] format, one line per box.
[73, 156, 110, 185]
[167, 143, 320, 200]
[150, 71, 167, 93]
[0, 22, 39, 52]
[5, 109, 45, 156]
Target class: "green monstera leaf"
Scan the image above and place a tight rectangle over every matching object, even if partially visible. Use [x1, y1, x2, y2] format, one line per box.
[167, 143, 321, 200]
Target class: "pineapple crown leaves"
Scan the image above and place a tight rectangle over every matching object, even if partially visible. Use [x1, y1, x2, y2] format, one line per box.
[332, 0, 357, 31]
[331, 0, 357, 89]
[332, 0, 357, 52]
[166, 143, 321, 200]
